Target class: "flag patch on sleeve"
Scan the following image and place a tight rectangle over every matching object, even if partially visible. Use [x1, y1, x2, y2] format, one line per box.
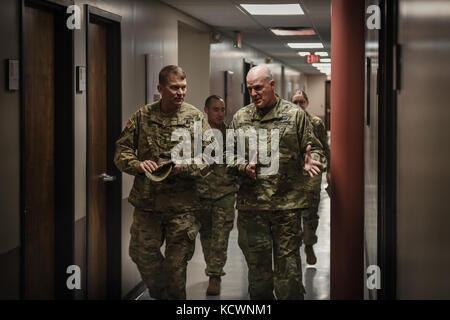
[126, 118, 133, 129]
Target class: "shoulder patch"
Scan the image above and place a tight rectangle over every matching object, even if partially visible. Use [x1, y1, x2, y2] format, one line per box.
[126, 118, 134, 129]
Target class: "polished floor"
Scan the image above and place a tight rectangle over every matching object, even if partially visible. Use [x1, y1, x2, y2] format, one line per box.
[140, 175, 330, 300]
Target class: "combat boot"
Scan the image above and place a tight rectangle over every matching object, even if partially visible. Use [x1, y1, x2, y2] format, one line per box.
[206, 276, 221, 295]
[305, 245, 317, 265]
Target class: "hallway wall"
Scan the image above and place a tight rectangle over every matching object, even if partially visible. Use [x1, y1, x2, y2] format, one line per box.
[396, 0, 450, 299]
[0, 0, 315, 300]
[306, 74, 327, 119]
[178, 22, 211, 110]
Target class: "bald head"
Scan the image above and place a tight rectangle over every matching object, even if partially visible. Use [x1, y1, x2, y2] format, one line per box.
[247, 65, 273, 82]
[246, 66, 277, 108]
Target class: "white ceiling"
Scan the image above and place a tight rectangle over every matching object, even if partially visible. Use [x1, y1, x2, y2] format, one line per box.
[159, 0, 331, 74]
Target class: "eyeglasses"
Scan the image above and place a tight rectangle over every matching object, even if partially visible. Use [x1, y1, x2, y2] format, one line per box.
[293, 100, 307, 105]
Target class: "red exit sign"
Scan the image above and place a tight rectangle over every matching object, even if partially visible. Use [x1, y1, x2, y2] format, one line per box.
[306, 54, 320, 63]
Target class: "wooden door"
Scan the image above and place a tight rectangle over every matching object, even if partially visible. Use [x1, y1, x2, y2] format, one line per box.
[23, 5, 55, 299]
[87, 21, 108, 300]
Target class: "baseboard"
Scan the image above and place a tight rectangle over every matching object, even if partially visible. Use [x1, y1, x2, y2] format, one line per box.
[123, 281, 146, 300]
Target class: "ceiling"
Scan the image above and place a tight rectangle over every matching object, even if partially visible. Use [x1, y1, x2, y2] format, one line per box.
[159, 0, 331, 74]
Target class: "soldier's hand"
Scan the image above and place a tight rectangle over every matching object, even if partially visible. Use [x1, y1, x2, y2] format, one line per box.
[139, 160, 158, 173]
[245, 152, 258, 180]
[304, 145, 322, 177]
[245, 163, 257, 180]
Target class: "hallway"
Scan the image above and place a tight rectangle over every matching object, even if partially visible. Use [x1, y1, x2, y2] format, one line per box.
[2, 0, 450, 301]
[139, 175, 331, 300]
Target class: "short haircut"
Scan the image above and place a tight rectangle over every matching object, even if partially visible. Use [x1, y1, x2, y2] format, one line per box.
[159, 65, 186, 85]
[205, 95, 224, 108]
[292, 90, 309, 103]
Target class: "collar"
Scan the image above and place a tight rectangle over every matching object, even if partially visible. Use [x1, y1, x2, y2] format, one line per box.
[252, 98, 282, 122]
[149, 100, 184, 125]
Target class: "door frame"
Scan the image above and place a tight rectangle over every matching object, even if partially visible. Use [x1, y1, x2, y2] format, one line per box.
[85, 4, 122, 300]
[19, 0, 75, 299]
[325, 80, 331, 131]
[376, 0, 398, 300]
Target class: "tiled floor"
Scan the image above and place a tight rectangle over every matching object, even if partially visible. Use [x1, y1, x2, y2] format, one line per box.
[140, 175, 330, 300]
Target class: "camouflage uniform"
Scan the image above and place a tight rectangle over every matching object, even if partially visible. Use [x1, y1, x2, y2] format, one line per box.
[195, 123, 237, 277]
[300, 113, 330, 246]
[228, 98, 327, 300]
[114, 100, 211, 300]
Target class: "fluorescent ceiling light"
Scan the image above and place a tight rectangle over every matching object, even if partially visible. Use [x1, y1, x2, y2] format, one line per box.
[312, 63, 331, 67]
[298, 52, 310, 56]
[240, 4, 304, 15]
[320, 58, 331, 62]
[314, 52, 328, 56]
[288, 43, 324, 49]
[270, 28, 315, 36]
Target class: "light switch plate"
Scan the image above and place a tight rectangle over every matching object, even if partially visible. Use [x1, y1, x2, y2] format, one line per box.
[8, 59, 19, 91]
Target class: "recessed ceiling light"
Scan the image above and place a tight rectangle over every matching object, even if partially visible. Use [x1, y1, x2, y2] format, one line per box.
[320, 58, 331, 62]
[288, 43, 324, 49]
[298, 52, 311, 56]
[240, 4, 304, 15]
[312, 63, 331, 67]
[314, 52, 329, 57]
[270, 28, 315, 36]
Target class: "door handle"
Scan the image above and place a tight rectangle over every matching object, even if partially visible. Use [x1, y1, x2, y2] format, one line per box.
[100, 173, 116, 182]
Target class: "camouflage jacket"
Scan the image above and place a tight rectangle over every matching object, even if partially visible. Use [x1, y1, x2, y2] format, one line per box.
[196, 123, 238, 200]
[114, 100, 211, 212]
[302, 112, 331, 193]
[228, 98, 327, 211]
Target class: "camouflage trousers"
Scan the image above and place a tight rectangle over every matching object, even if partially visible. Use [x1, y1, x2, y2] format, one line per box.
[301, 205, 320, 246]
[237, 211, 249, 264]
[238, 209, 305, 300]
[195, 193, 235, 277]
[129, 208, 196, 300]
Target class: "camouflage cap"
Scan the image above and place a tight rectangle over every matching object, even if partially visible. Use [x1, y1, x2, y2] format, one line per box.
[145, 160, 175, 182]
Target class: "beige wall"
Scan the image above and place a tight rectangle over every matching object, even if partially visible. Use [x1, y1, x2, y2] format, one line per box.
[305, 74, 327, 118]
[285, 70, 307, 101]
[178, 22, 211, 110]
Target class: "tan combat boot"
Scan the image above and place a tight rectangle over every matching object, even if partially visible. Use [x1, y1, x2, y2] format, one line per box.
[206, 276, 221, 295]
[305, 245, 317, 265]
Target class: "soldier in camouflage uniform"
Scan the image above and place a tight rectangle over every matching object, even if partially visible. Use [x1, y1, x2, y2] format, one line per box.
[228, 66, 327, 300]
[195, 95, 238, 295]
[114, 65, 211, 300]
[292, 90, 331, 265]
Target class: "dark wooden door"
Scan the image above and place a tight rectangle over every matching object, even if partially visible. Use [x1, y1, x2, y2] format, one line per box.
[23, 5, 55, 299]
[88, 21, 108, 300]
